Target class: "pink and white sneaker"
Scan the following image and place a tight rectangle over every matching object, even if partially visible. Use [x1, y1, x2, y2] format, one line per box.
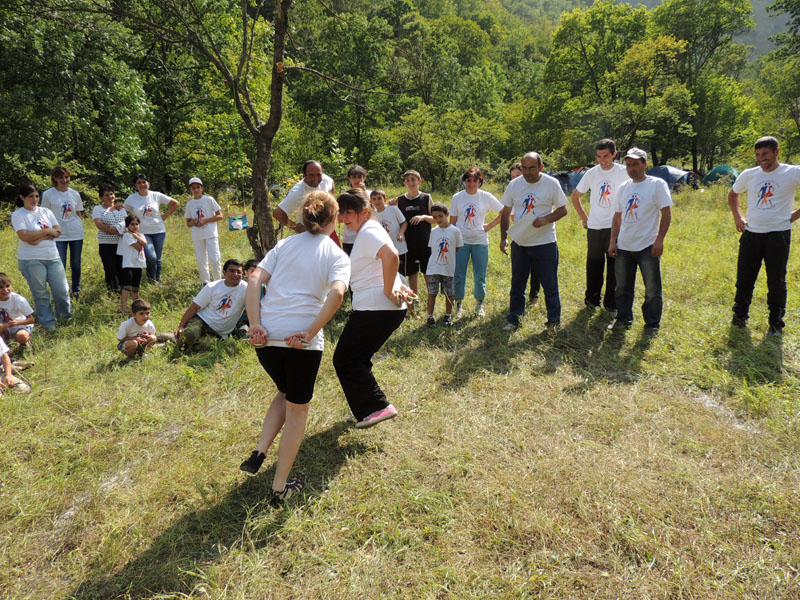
[355, 404, 398, 429]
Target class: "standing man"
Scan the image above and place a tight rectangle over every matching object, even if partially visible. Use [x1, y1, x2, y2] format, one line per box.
[607, 148, 672, 333]
[571, 138, 630, 312]
[273, 160, 335, 235]
[500, 152, 568, 331]
[729, 136, 800, 335]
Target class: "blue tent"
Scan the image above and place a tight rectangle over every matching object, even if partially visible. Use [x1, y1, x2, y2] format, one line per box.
[549, 167, 589, 193]
[702, 165, 739, 186]
[646, 165, 690, 191]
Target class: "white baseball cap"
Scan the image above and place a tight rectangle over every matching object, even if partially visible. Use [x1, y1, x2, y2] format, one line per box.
[624, 147, 647, 161]
[188, 177, 203, 186]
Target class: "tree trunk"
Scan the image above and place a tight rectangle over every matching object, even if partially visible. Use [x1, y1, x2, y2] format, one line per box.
[691, 136, 699, 173]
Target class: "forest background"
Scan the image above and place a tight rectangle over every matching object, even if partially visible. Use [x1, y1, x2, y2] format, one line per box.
[2, 0, 800, 248]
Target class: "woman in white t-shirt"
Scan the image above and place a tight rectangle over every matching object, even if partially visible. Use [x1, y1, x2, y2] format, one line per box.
[333, 189, 415, 429]
[123, 173, 179, 282]
[11, 183, 71, 330]
[92, 185, 127, 293]
[239, 191, 350, 508]
[40, 166, 84, 298]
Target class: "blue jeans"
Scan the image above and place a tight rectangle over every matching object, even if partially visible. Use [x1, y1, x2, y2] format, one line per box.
[454, 244, 489, 302]
[143, 232, 166, 281]
[508, 242, 560, 324]
[55, 239, 83, 295]
[614, 246, 662, 327]
[18, 258, 72, 329]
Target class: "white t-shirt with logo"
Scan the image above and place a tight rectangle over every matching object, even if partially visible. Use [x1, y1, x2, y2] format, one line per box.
[732, 164, 800, 233]
[124, 191, 173, 235]
[258, 232, 350, 350]
[613, 176, 673, 252]
[374, 206, 407, 254]
[121, 232, 147, 269]
[450, 189, 503, 245]
[0, 292, 34, 326]
[349, 220, 406, 312]
[194, 279, 248, 338]
[576, 163, 630, 229]
[117, 317, 156, 341]
[184, 195, 222, 240]
[11, 206, 61, 260]
[501, 174, 568, 247]
[427, 225, 464, 277]
[278, 174, 335, 220]
[41, 187, 84, 241]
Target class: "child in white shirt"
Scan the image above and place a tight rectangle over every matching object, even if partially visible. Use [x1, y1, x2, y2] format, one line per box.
[120, 216, 148, 313]
[0, 273, 35, 348]
[116, 298, 157, 359]
[184, 177, 223, 284]
[426, 203, 463, 327]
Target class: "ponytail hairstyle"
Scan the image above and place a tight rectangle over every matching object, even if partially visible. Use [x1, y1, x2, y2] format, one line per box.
[336, 188, 370, 215]
[302, 190, 338, 234]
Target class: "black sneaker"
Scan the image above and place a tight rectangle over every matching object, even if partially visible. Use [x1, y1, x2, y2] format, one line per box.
[426, 316, 436, 328]
[767, 325, 783, 337]
[240, 450, 265, 474]
[443, 315, 453, 327]
[732, 316, 748, 328]
[270, 477, 304, 507]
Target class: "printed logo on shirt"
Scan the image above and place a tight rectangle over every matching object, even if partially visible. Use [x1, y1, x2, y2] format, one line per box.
[599, 182, 613, 207]
[756, 181, 775, 209]
[0, 309, 10, 324]
[521, 195, 536, 216]
[624, 194, 640, 222]
[143, 204, 155, 218]
[195, 207, 205, 224]
[216, 295, 234, 315]
[36, 219, 49, 229]
[381, 220, 391, 234]
[61, 202, 74, 220]
[436, 237, 450, 264]
[463, 204, 478, 227]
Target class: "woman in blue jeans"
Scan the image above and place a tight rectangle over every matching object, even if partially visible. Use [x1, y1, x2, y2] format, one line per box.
[11, 183, 71, 330]
[123, 174, 179, 282]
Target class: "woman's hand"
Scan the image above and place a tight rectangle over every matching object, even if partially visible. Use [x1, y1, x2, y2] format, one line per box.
[284, 331, 310, 349]
[248, 324, 268, 347]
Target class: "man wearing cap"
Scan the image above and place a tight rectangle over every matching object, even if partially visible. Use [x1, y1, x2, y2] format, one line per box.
[729, 135, 800, 335]
[273, 160, 335, 234]
[185, 177, 223, 284]
[607, 148, 672, 333]
[499, 151, 569, 331]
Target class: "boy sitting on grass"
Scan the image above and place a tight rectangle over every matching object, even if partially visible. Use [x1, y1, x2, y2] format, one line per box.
[116, 299, 157, 360]
[0, 272, 34, 350]
[426, 203, 463, 327]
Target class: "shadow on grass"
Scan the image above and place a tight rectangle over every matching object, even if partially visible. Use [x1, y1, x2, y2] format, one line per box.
[68, 420, 373, 600]
[720, 324, 788, 384]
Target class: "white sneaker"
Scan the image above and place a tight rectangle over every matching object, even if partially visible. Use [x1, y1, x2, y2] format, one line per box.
[475, 301, 485, 317]
[455, 302, 463, 318]
[502, 322, 518, 332]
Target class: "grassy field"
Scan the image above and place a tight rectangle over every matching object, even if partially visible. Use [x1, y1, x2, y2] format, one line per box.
[1, 185, 799, 599]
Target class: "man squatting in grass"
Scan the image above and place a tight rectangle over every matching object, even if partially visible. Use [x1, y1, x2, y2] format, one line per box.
[729, 135, 800, 336]
[500, 152, 568, 331]
[240, 191, 349, 507]
[184, 177, 223, 286]
[426, 202, 463, 327]
[450, 167, 502, 318]
[571, 138, 630, 313]
[607, 148, 672, 333]
[175, 259, 248, 348]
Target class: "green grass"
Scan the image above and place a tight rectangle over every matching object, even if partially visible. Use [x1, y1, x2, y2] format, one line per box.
[1, 185, 799, 599]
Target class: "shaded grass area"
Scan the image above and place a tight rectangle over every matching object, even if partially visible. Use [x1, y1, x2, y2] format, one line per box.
[1, 185, 799, 599]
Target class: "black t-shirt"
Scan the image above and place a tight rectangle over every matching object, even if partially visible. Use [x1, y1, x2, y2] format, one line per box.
[397, 193, 431, 248]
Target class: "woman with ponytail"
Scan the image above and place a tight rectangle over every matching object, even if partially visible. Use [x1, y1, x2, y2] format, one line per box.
[239, 190, 350, 508]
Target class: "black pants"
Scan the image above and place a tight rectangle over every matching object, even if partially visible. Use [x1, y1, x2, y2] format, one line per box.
[733, 229, 791, 329]
[99, 243, 123, 292]
[586, 227, 616, 309]
[333, 309, 406, 421]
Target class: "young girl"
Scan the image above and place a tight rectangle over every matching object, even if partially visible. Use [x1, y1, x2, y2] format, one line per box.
[120, 216, 147, 312]
[184, 177, 223, 284]
[370, 189, 407, 261]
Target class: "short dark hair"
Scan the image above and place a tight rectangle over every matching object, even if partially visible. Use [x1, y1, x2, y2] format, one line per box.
[223, 259, 243, 272]
[244, 259, 259, 271]
[754, 136, 779, 151]
[18, 182, 38, 198]
[337, 188, 370, 213]
[98, 184, 115, 197]
[509, 162, 522, 172]
[131, 299, 151, 313]
[431, 202, 449, 216]
[596, 138, 616, 154]
[347, 165, 367, 178]
[461, 167, 484, 184]
[0, 272, 12, 286]
[134, 173, 149, 185]
[302, 160, 322, 175]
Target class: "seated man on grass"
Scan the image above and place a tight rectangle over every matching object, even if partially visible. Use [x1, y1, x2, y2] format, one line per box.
[175, 259, 248, 348]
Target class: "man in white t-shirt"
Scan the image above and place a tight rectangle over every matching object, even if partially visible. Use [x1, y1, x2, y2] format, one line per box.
[571, 138, 630, 312]
[608, 148, 672, 333]
[273, 160, 335, 234]
[729, 136, 800, 335]
[176, 259, 248, 348]
[500, 152, 568, 331]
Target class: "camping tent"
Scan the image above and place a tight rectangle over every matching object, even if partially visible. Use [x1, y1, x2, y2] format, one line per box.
[646, 165, 691, 191]
[702, 165, 739, 186]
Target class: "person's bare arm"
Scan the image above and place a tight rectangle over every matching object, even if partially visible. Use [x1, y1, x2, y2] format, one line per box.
[652, 206, 671, 257]
[608, 212, 622, 257]
[533, 205, 567, 228]
[285, 280, 346, 348]
[246, 267, 271, 345]
[728, 189, 747, 232]
[176, 302, 202, 336]
[570, 189, 588, 228]
[499, 206, 512, 255]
